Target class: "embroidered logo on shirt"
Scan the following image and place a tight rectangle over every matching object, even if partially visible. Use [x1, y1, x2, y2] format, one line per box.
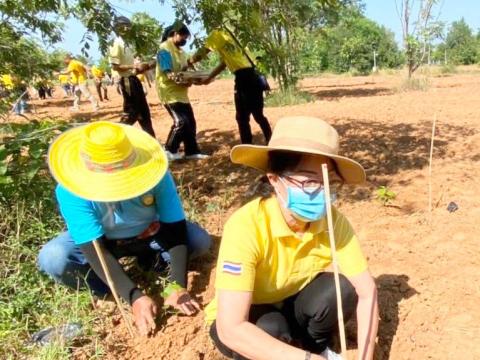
[222, 261, 242, 275]
[141, 194, 154, 206]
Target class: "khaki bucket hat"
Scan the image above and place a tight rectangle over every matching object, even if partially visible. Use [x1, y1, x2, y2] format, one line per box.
[230, 116, 366, 184]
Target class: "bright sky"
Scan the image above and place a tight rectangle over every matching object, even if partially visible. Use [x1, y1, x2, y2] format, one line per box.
[52, 0, 479, 62]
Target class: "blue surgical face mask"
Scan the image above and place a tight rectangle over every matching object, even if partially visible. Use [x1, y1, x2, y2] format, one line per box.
[277, 177, 336, 222]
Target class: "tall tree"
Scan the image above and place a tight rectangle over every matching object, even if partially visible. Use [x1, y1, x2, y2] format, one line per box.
[318, 6, 403, 74]
[395, 0, 443, 77]
[171, 0, 352, 91]
[445, 18, 477, 65]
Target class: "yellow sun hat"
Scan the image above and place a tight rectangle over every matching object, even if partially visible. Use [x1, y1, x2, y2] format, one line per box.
[48, 121, 168, 202]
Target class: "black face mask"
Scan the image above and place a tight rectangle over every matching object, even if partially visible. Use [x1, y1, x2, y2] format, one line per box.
[176, 39, 187, 47]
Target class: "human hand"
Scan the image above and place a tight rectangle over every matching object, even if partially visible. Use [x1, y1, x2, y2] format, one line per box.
[132, 295, 158, 336]
[164, 289, 200, 316]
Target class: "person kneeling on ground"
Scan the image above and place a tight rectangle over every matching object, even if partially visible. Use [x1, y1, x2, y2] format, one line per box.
[205, 117, 378, 359]
[38, 121, 211, 336]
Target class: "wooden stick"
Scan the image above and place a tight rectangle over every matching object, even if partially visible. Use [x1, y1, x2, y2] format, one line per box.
[428, 113, 437, 217]
[92, 240, 135, 338]
[321, 164, 347, 359]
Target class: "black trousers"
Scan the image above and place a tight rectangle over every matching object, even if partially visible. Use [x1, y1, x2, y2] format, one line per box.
[210, 273, 358, 359]
[164, 102, 201, 155]
[234, 67, 272, 144]
[95, 80, 108, 101]
[120, 75, 155, 138]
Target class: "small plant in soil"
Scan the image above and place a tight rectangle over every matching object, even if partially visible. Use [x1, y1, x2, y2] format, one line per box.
[376, 186, 397, 206]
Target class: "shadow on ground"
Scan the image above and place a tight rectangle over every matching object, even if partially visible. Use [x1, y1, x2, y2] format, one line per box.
[374, 274, 418, 360]
[309, 87, 392, 100]
[170, 118, 476, 210]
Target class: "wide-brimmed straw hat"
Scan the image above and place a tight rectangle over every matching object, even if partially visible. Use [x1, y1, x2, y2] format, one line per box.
[230, 116, 366, 184]
[48, 121, 168, 202]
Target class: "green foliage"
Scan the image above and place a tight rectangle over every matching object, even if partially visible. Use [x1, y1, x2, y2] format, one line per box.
[97, 56, 112, 73]
[0, 0, 64, 44]
[376, 185, 396, 206]
[130, 12, 164, 58]
[172, 0, 352, 91]
[0, 121, 69, 201]
[0, 28, 65, 82]
[313, 6, 403, 74]
[0, 120, 98, 358]
[265, 88, 315, 107]
[444, 18, 478, 65]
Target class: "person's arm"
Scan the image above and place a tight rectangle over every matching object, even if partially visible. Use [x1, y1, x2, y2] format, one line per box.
[111, 63, 135, 72]
[188, 47, 211, 66]
[80, 240, 143, 303]
[156, 49, 190, 86]
[155, 220, 200, 315]
[135, 60, 156, 74]
[156, 49, 176, 80]
[80, 239, 158, 336]
[153, 172, 199, 315]
[202, 61, 226, 84]
[217, 290, 326, 360]
[155, 220, 188, 287]
[348, 270, 378, 360]
[57, 68, 71, 76]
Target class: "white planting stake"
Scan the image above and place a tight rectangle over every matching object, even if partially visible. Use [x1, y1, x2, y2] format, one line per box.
[321, 164, 347, 359]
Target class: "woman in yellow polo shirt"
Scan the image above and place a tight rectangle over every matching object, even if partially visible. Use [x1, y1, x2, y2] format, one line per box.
[206, 116, 378, 360]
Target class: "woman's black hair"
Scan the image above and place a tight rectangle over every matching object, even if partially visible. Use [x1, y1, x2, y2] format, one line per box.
[161, 25, 174, 42]
[161, 21, 190, 42]
[267, 150, 303, 175]
[174, 22, 191, 37]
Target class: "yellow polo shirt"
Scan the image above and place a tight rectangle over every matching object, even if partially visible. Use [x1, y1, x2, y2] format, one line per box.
[109, 36, 134, 78]
[155, 38, 189, 104]
[1, 74, 14, 90]
[58, 74, 69, 85]
[204, 29, 251, 73]
[91, 66, 104, 79]
[204, 196, 368, 323]
[67, 59, 87, 84]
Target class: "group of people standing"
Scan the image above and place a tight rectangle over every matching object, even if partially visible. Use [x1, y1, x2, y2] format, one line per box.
[108, 17, 272, 160]
[36, 15, 379, 360]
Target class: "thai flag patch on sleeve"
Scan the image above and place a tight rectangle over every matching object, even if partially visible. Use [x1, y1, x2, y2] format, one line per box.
[222, 261, 243, 275]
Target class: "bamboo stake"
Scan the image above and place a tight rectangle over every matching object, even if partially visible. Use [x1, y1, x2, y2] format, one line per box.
[321, 164, 347, 359]
[92, 240, 135, 338]
[428, 113, 437, 217]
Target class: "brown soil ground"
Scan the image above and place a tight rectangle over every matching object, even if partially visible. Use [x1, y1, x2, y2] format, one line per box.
[15, 69, 480, 359]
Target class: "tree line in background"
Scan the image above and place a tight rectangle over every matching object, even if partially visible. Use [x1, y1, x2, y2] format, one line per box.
[1, 0, 480, 99]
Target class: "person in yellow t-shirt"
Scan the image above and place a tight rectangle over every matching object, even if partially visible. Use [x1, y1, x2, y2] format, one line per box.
[59, 54, 99, 112]
[91, 65, 109, 102]
[1, 74, 14, 91]
[188, 29, 272, 145]
[58, 74, 72, 97]
[155, 22, 208, 161]
[206, 117, 378, 360]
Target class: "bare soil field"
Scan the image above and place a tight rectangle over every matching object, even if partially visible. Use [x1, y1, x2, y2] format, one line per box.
[16, 70, 480, 359]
